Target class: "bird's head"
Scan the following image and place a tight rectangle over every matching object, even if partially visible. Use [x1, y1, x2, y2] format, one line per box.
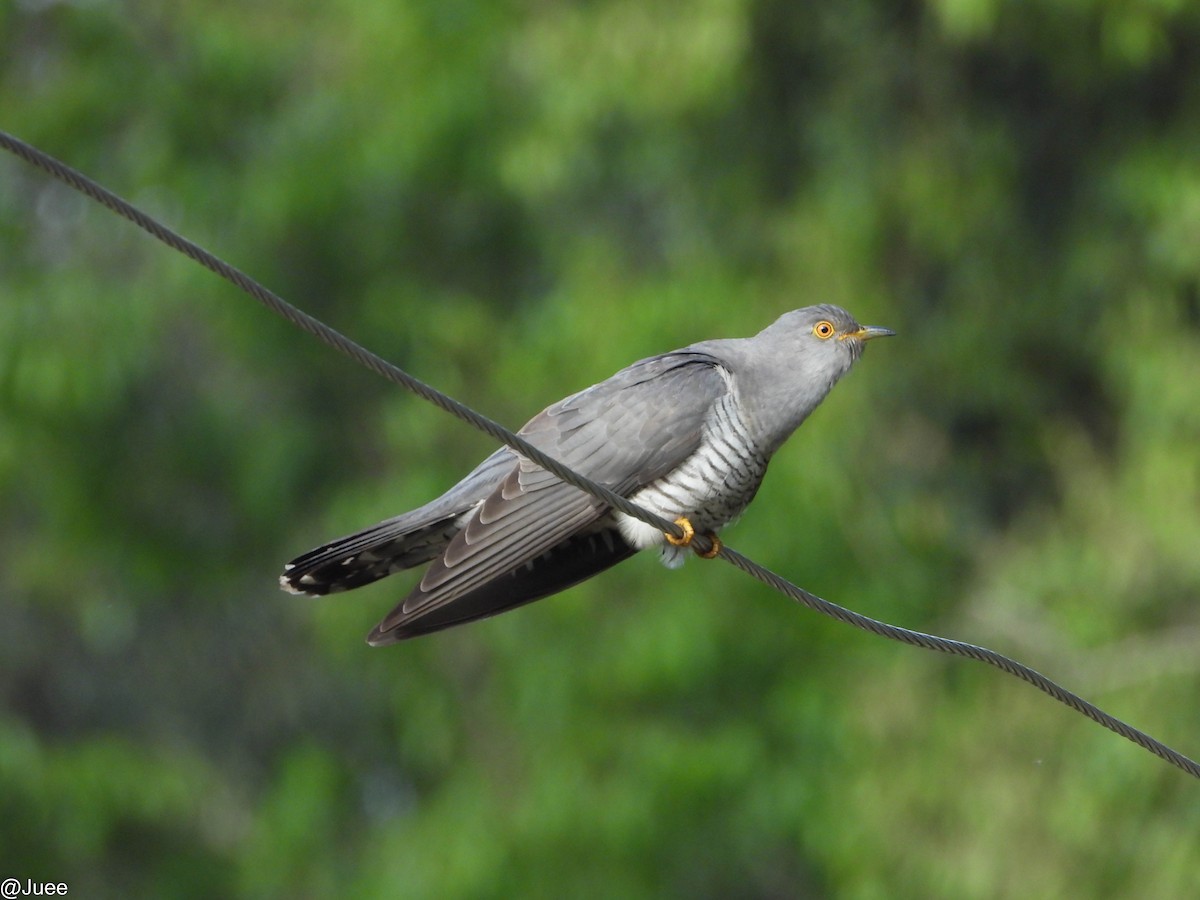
[735, 304, 895, 445]
[764, 304, 895, 371]
[691, 304, 896, 451]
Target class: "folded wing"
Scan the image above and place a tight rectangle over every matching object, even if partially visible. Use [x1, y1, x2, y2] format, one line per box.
[369, 350, 729, 642]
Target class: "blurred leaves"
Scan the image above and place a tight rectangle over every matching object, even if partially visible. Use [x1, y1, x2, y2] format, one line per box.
[2, 0, 1199, 896]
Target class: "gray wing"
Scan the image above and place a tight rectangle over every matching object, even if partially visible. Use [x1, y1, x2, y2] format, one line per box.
[368, 350, 729, 642]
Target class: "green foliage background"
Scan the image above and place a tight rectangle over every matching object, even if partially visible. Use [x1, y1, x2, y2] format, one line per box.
[2, 0, 1199, 896]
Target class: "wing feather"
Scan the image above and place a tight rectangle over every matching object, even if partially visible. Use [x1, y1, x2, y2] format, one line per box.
[373, 350, 730, 637]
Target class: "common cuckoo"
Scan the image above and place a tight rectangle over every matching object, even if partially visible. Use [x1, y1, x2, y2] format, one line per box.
[281, 305, 893, 644]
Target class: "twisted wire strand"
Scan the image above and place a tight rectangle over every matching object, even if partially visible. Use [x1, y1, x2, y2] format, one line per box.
[0, 132, 683, 537]
[3, 129, 1196, 780]
[718, 548, 1199, 777]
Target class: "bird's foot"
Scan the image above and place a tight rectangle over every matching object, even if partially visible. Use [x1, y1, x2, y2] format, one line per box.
[664, 516, 721, 559]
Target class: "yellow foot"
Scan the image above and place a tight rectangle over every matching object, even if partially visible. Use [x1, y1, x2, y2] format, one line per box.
[695, 533, 722, 559]
[664, 516, 695, 547]
[664, 516, 722, 559]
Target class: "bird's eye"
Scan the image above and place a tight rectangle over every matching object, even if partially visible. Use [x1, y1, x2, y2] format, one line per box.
[813, 320, 835, 339]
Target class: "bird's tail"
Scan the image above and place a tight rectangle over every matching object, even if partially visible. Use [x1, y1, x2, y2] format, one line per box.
[280, 512, 466, 596]
[281, 447, 515, 596]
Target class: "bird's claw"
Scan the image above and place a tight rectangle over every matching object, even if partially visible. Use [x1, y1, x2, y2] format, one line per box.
[664, 516, 695, 547]
[664, 516, 721, 559]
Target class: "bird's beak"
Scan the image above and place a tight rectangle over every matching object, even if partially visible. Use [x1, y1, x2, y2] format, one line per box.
[840, 324, 896, 342]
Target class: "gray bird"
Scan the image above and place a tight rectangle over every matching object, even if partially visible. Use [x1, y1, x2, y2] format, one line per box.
[281, 305, 893, 644]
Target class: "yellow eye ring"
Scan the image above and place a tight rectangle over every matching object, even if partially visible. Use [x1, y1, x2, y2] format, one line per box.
[813, 320, 835, 339]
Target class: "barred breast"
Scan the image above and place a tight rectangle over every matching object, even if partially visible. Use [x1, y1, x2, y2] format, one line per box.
[614, 381, 769, 568]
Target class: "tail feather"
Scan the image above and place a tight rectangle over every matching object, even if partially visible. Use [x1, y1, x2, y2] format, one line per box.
[280, 448, 516, 596]
[280, 513, 467, 596]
